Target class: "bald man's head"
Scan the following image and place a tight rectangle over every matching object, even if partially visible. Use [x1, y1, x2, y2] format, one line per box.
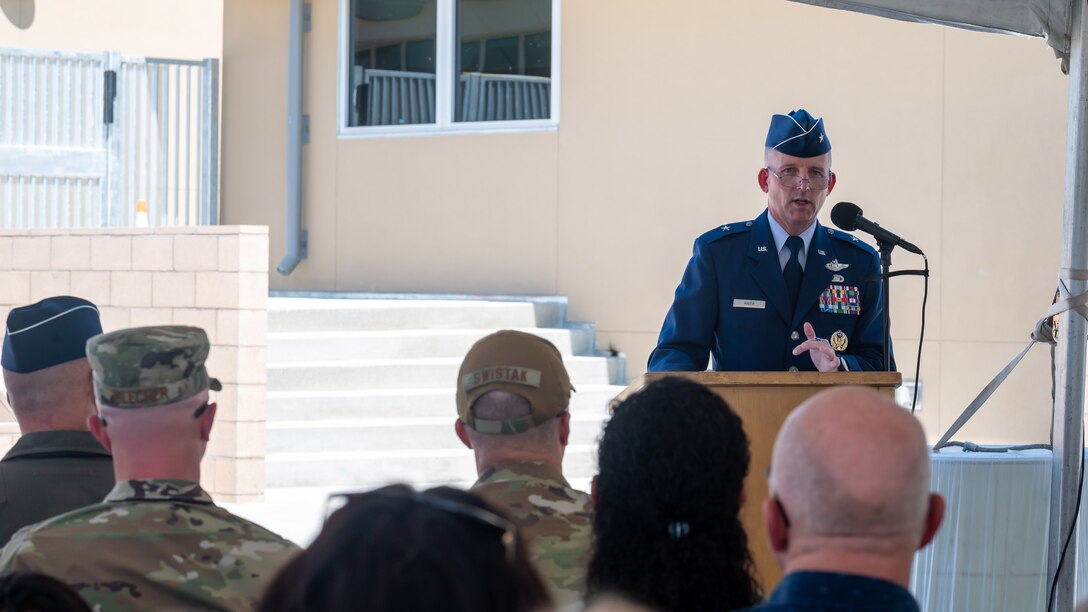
[770, 387, 932, 541]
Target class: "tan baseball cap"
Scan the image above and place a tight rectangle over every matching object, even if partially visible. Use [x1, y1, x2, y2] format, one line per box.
[456, 330, 574, 434]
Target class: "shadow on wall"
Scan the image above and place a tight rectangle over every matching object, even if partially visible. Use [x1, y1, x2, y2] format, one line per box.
[1, 0, 33, 29]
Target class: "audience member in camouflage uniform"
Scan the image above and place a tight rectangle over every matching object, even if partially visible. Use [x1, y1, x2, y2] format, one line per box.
[0, 296, 114, 545]
[454, 330, 592, 607]
[0, 325, 299, 611]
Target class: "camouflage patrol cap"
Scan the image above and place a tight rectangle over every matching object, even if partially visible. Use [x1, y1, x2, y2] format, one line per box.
[456, 330, 573, 435]
[86, 325, 222, 409]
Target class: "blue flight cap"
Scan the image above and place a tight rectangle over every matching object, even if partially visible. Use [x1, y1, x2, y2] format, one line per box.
[765, 109, 831, 158]
[2, 296, 103, 373]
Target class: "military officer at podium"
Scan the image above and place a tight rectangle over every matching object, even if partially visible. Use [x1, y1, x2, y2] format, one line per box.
[648, 109, 892, 373]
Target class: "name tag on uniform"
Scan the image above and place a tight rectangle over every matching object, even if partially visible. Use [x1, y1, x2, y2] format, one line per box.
[733, 299, 766, 310]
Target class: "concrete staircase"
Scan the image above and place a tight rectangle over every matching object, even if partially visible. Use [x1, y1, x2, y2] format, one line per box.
[264, 296, 627, 492]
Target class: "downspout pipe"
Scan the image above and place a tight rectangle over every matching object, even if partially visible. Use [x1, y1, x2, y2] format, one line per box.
[277, 0, 305, 276]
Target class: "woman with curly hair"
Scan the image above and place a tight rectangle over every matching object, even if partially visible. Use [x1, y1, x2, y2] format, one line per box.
[586, 376, 760, 611]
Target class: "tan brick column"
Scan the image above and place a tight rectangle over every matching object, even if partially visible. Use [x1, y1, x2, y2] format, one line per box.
[0, 226, 270, 502]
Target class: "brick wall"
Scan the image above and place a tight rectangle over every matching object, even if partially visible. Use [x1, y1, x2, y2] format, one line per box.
[0, 226, 269, 503]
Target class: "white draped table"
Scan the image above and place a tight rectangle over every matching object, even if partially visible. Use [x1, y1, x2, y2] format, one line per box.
[909, 448, 1086, 611]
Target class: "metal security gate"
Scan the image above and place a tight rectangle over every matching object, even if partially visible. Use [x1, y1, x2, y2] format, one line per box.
[0, 48, 219, 228]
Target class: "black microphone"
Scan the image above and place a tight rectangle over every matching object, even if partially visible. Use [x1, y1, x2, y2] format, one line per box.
[830, 202, 923, 255]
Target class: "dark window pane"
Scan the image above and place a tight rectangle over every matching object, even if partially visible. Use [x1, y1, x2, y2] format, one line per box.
[348, 0, 437, 126]
[406, 39, 435, 73]
[483, 36, 518, 75]
[374, 44, 401, 70]
[524, 32, 550, 78]
[460, 41, 482, 73]
[354, 49, 372, 69]
[456, 0, 551, 122]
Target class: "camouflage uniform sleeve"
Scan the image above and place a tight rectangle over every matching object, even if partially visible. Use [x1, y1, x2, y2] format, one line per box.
[0, 526, 41, 571]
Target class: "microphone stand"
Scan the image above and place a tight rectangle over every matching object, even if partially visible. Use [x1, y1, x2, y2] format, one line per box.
[877, 239, 894, 372]
[869, 242, 929, 372]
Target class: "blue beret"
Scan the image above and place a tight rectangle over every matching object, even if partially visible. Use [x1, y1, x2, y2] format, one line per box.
[2, 296, 103, 373]
[766, 109, 831, 158]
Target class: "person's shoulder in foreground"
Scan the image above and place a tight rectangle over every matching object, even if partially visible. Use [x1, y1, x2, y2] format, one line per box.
[739, 571, 919, 611]
[475, 459, 593, 599]
[2, 478, 297, 610]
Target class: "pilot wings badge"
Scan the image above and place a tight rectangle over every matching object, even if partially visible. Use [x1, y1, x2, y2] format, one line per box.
[825, 259, 849, 272]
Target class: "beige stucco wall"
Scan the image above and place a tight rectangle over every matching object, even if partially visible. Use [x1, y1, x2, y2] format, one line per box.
[0, 0, 223, 59]
[222, 0, 1067, 445]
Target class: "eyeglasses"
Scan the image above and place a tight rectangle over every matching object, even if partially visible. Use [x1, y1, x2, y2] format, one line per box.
[324, 488, 518, 562]
[766, 166, 832, 191]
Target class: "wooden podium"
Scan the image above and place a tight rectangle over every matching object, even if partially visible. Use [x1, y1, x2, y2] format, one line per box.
[619, 371, 901, 591]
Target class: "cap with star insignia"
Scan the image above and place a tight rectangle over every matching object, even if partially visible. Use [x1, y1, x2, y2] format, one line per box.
[765, 109, 831, 158]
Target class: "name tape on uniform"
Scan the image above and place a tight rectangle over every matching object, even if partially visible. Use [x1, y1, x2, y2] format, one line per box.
[733, 299, 766, 310]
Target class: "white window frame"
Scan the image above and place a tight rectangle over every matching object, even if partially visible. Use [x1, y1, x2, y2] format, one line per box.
[336, 0, 561, 138]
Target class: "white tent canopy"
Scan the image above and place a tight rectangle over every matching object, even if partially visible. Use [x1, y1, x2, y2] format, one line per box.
[791, 0, 1074, 56]
[788, 0, 1086, 609]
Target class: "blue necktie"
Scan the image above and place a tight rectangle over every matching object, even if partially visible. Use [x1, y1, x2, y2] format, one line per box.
[784, 236, 804, 314]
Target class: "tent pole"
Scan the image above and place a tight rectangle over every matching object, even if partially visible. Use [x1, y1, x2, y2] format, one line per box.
[1049, 0, 1088, 607]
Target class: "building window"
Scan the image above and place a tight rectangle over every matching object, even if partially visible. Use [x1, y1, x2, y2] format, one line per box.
[341, 0, 558, 134]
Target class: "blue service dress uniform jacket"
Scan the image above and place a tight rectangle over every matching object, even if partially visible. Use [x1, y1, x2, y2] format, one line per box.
[648, 210, 893, 372]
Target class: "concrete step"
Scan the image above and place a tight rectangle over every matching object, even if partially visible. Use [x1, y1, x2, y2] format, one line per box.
[266, 413, 608, 454]
[267, 356, 613, 392]
[266, 384, 623, 421]
[265, 444, 599, 489]
[224, 474, 596, 547]
[268, 327, 576, 361]
[268, 298, 539, 332]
